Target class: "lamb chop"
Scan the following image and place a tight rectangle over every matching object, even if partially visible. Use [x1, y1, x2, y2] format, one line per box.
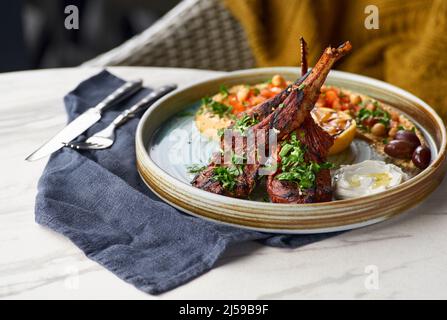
[191, 89, 307, 198]
[266, 38, 337, 204]
[192, 41, 352, 200]
[266, 115, 334, 203]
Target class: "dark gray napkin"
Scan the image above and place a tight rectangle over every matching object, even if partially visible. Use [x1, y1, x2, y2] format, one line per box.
[35, 70, 337, 294]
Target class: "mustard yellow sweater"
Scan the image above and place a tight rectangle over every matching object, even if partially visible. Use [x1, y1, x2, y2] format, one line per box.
[224, 0, 447, 122]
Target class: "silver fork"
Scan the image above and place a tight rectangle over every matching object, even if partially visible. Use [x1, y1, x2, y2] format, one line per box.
[65, 84, 176, 150]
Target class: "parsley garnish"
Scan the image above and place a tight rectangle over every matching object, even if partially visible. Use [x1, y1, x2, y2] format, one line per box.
[212, 153, 245, 191]
[186, 164, 206, 174]
[233, 115, 259, 135]
[217, 115, 258, 137]
[356, 102, 391, 130]
[212, 166, 240, 191]
[201, 97, 232, 118]
[275, 133, 333, 190]
[219, 85, 229, 98]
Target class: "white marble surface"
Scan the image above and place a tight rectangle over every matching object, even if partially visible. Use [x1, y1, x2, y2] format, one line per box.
[1, 66, 447, 300]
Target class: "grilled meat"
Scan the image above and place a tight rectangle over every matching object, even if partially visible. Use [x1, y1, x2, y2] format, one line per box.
[192, 41, 352, 201]
[300, 37, 309, 76]
[192, 89, 306, 198]
[241, 37, 310, 123]
[267, 116, 334, 203]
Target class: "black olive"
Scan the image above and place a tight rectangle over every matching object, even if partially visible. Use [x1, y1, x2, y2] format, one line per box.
[412, 146, 431, 169]
[394, 130, 421, 149]
[384, 140, 414, 159]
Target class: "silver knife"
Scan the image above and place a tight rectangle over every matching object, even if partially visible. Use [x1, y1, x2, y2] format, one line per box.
[25, 79, 143, 161]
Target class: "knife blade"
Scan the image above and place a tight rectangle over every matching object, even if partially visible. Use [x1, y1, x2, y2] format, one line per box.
[25, 79, 143, 161]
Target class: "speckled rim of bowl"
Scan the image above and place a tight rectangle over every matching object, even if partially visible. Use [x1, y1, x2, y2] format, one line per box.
[135, 67, 447, 234]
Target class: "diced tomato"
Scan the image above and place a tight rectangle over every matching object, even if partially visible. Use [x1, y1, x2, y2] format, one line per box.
[260, 89, 276, 99]
[332, 99, 341, 110]
[325, 90, 339, 105]
[340, 95, 351, 104]
[362, 117, 377, 127]
[340, 103, 350, 111]
[229, 96, 246, 114]
[249, 96, 265, 106]
[390, 120, 398, 128]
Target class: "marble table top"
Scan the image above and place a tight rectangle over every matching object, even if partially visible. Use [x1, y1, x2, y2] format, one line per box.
[1, 66, 447, 300]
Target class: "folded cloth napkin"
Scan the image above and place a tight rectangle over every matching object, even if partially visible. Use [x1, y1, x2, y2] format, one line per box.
[35, 70, 338, 294]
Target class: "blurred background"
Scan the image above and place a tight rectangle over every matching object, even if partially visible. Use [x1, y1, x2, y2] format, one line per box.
[0, 0, 445, 120]
[0, 0, 180, 72]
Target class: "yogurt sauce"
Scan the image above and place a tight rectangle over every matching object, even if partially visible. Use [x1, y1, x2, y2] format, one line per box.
[334, 160, 407, 199]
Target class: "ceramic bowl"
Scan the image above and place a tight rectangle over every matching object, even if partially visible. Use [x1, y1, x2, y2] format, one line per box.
[136, 67, 447, 234]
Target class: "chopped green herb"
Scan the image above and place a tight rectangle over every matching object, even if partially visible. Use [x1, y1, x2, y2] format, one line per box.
[275, 132, 333, 190]
[253, 88, 261, 95]
[186, 163, 206, 174]
[397, 125, 405, 131]
[219, 85, 229, 98]
[201, 96, 232, 118]
[298, 83, 306, 90]
[375, 109, 391, 127]
[211, 152, 246, 191]
[356, 106, 391, 128]
[231, 152, 246, 165]
[232, 114, 259, 135]
[382, 138, 389, 144]
[278, 103, 285, 108]
[212, 166, 240, 191]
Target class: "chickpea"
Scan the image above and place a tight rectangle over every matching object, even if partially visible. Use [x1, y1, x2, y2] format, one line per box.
[237, 87, 249, 102]
[350, 95, 362, 105]
[271, 75, 286, 87]
[371, 123, 386, 136]
[365, 103, 376, 112]
[388, 127, 398, 138]
[391, 111, 400, 121]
